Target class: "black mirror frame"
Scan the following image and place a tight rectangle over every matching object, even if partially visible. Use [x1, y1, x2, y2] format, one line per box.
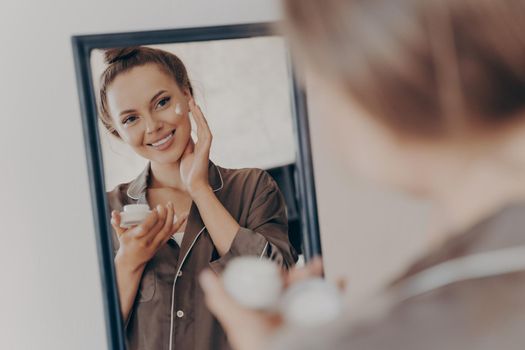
[71, 22, 321, 350]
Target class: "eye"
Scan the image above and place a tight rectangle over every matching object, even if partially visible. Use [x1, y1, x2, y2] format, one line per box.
[155, 96, 171, 110]
[122, 115, 138, 126]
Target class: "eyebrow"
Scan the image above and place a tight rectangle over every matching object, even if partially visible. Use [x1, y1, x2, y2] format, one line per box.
[118, 90, 168, 118]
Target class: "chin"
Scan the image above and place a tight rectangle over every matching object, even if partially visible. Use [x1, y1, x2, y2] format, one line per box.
[136, 144, 182, 165]
[150, 149, 184, 164]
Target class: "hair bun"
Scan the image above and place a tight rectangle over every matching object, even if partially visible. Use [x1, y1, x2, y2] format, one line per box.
[104, 47, 139, 64]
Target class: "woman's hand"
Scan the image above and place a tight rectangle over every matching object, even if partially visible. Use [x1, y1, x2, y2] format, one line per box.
[199, 258, 324, 350]
[180, 98, 213, 196]
[111, 202, 188, 272]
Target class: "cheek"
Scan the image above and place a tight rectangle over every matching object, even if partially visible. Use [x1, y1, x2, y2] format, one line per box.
[157, 105, 188, 131]
[160, 101, 187, 122]
[174, 116, 192, 143]
[332, 112, 381, 177]
[171, 106, 191, 130]
[309, 76, 415, 189]
[118, 126, 143, 147]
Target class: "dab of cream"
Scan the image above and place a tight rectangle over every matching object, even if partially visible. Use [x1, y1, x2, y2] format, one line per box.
[175, 103, 182, 115]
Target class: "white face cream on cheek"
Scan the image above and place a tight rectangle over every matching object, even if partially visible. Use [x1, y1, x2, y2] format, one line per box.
[175, 103, 182, 115]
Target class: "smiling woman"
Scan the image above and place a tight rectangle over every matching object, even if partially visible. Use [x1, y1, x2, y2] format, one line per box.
[97, 46, 298, 350]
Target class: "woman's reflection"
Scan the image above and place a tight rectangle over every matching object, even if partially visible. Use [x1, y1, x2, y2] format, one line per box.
[98, 47, 297, 350]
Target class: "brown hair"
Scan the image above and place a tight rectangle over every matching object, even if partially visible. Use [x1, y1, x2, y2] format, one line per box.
[282, 0, 525, 138]
[99, 46, 193, 137]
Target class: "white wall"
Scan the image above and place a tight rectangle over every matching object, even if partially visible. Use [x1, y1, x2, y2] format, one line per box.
[0, 0, 431, 349]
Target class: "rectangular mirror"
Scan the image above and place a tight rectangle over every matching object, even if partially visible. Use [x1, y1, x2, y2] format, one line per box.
[72, 23, 320, 350]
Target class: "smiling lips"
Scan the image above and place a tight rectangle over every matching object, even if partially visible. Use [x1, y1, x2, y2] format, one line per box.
[147, 130, 175, 150]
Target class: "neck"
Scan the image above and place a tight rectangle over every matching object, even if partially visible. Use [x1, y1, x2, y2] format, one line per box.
[149, 140, 195, 191]
[426, 129, 525, 244]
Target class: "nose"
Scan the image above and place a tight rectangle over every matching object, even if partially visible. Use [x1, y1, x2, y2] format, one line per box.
[144, 114, 162, 134]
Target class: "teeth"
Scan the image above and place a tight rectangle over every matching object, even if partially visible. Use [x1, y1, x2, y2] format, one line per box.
[151, 132, 173, 147]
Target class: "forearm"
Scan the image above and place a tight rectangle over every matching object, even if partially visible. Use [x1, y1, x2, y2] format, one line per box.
[114, 254, 145, 322]
[192, 186, 240, 256]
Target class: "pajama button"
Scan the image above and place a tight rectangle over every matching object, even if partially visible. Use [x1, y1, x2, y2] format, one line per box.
[177, 270, 183, 277]
[176, 310, 184, 318]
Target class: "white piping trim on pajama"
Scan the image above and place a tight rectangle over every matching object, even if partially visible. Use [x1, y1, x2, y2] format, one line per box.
[168, 226, 206, 350]
[259, 241, 269, 259]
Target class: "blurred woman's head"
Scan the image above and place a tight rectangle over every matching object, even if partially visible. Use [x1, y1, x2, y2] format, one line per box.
[283, 0, 525, 195]
[99, 47, 194, 165]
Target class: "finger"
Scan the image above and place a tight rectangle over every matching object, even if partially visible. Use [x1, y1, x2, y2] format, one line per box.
[194, 111, 211, 139]
[189, 99, 212, 141]
[285, 256, 324, 287]
[336, 278, 348, 292]
[171, 212, 189, 234]
[307, 256, 324, 274]
[182, 140, 193, 158]
[110, 211, 126, 237]
[165, 201, 174, 229]
[144, 205, 167, 242]
[151, 202, 175, 245]
[191, 119, 211, 157]
[153, 211, 188, 248]
[131, 208, 159, 238]
[189, 98, 208, 127]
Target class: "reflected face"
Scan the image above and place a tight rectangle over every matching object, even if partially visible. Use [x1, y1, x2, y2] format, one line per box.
[106, 63, 192, 164]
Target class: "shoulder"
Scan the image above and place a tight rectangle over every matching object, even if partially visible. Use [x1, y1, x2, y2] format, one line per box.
[215, 165, 277, 191]
[369, 273, 525, 348]
[272, 272, 525, 350]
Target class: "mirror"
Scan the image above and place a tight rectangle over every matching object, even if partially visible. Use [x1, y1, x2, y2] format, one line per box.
[72, 23, 320, 350]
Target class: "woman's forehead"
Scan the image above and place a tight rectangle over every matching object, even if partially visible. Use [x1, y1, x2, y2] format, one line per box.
[107, 64, 180, 111]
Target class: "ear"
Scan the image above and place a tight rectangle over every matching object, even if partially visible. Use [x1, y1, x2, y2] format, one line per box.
[111, 129, 121, 139]
[182, 87, 192, 99]
[104, 122, 121, 139]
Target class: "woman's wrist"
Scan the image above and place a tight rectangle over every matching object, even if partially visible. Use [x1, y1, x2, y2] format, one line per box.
[115, 251, 145, 275]
[189, 183, 213, 201]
